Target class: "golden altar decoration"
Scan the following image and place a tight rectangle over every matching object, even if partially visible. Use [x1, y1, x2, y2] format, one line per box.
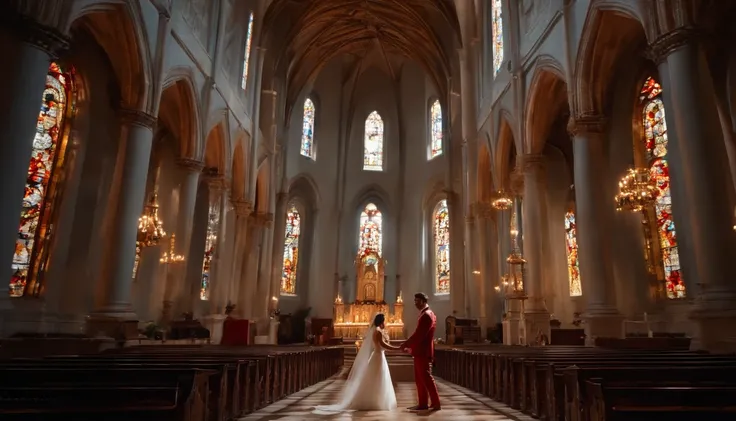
[333, 251, 405, 340]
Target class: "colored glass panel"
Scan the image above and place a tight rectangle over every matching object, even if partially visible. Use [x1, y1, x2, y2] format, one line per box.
[491, 0, 504, 76]
[358, 203, 382, 257]
[200, 203, 220, 300]
[640, 76, 684, 299]
[281, 205, 300, 295]
[430, 100, 443, 158]
[301, 98, 315, 159]
[363, 111, 384, 171]
[434, 200, 450, 294]
[241, 12, 254, 90]
[564, 211, 582, 297]
[11, 62, 74, 298]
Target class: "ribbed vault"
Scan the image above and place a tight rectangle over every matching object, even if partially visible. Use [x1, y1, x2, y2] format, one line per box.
[262, 0, 462, 113]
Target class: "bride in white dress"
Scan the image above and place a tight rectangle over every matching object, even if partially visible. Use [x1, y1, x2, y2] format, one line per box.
[315, 313, 399, 412]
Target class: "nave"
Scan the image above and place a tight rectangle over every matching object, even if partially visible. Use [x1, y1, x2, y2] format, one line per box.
[240, 379, 520, 421]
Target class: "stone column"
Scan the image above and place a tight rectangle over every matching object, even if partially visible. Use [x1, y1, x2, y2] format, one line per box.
[648, 29, 736, 349]
[568, 116, 623, 342]
[240, 215, 264, 318]
[166, 158, 203, 318]
[208, 180, 230, 315]
[256, 213, 274, 318]
[0, 18, 68, 290]
[229, 199, 253, 314]
[475, 201, 499, 328]
[87, 109, 157, 339]
[268, 193, 288, 307]
[519, 154, 551, 340]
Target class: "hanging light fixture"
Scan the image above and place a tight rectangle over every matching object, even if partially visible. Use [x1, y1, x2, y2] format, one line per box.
[491, 189, 513, 210]
[160, 234, 185, 264]
[132, 192, 166, 279]
[614, 167, 658, 212]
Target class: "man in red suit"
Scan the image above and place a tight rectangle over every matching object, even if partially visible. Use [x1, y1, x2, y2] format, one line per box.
[400, 292, 441, 412]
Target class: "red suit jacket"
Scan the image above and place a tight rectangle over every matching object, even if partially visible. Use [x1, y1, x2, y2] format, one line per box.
[403, 307, 436, 361]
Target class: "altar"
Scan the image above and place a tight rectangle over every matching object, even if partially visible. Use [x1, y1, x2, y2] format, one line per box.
[333, 250, 405, 340]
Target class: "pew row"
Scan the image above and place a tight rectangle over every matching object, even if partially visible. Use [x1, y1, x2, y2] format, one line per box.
[433, 345, 736, 421]
[0, 345, 343, 421]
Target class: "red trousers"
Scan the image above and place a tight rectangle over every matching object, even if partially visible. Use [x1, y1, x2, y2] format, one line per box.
[413, 357, 441, 407]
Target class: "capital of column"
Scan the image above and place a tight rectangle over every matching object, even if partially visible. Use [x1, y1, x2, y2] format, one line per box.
[567, 115, 607, 137]
[232, 199, 254, 217]
[645, 27, 701, 65]
[250, 212, 274, 229]
[509, 169, 525, 197]
[175, 157, 205, 174]
[119, 108, 157, 130]
[518, 153, 545, 172]
[1, 13, 70, 57]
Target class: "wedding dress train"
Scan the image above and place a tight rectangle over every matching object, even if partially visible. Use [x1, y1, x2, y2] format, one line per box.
[315, 325, 397, 412]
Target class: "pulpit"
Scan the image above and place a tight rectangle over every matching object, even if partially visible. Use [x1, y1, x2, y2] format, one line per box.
[333, 250, 404, 339]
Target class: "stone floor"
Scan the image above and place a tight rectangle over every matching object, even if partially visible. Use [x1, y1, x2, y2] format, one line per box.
[238, 379, 533, 420]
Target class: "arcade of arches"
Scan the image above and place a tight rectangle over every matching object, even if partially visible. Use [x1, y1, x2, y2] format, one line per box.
[2, 0, 736, 369]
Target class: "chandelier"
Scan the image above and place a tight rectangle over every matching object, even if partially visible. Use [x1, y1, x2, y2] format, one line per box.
[614, 167, 658, 212]
[491, 189, 514, 211]
[137, 193, 166, 247]
[160, 234, 185, 264]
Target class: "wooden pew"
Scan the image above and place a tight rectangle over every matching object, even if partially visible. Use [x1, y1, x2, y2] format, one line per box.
[586, 379, 736, 421]
[0, 367, 214, 421]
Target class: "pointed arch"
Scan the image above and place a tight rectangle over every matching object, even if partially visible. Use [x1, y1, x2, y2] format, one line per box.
[524, 58, 568, 154]
[363, 111, 384, 171]
[231, 141, 246, 201]
[495, 115, 517, 190]
[159, 70, 202, 160]
[478, 139, 494, 201]
[204, 122, 228, 175]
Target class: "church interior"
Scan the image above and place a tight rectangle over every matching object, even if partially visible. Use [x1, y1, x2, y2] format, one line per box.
[2, 0, 736, 419]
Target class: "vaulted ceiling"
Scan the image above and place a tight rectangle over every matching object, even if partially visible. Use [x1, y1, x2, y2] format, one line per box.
[262, 0, 462, 112]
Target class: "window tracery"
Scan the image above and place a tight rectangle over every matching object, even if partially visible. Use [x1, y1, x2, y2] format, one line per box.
[363, 111, 384, 171]
[281, 204, 300, 295]
[434, 199, 450, 295]
[241, 12, 254, 90]
[639, 76, 684, 299]
[11, 62, 75, 298]
[358, 203, 382, 257]
[564, 211, 582, 297]
[429, 100, 442, 159]
[301, 98, 315, 159]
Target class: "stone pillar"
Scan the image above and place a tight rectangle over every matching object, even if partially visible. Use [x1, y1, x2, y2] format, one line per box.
[648, 29, 736, 350]
[475, 201, 499, 329]
[229, 199, 253, 314]
[519, 154, 551, 340]
[568, 116, 624, 342]
[256, 213, 274, 318]
[87, 109, 157, 339]
[0, 17, 68, 291]
[208, 179, 230, 315]
[240, 216, 264, 318]
[269, 193, 288, 308]
[158, 158, 203, 320]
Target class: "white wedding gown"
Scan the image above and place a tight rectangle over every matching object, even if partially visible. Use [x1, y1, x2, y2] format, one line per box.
[316, 326, 397, 412]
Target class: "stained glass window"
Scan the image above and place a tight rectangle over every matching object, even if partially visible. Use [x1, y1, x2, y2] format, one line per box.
[241, 12, 254, 90]
[301, 98, 315, 159]
[433, 200, 450, 294]
[430, 100, 443, 159]
[200, 202, 220, 300]
[491, 0, 504, 76]
[363, 111, 384, 171]
[639, 76, 684, 299]
[358, 203, 383, 256]
[564, 211, 582, 297]
[11, 62, 74, 298]
[281, 204, 300, 295]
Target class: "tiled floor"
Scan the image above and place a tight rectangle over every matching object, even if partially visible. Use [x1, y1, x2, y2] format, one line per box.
[238, 379, 533, 420]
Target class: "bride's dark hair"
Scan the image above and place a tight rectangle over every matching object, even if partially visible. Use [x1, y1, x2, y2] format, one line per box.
[372, 313, 386, 327]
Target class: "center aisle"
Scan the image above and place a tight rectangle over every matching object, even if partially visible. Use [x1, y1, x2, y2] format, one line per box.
[238, 378, 532, 420]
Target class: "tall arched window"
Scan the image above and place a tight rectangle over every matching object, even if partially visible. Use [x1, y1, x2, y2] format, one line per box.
[429, 100, 443, 159]
[200, 202, 220, 300]
[301, 98, 315, 159]
[433, 199, 450, 294]
[639, 76, 684, 299]
[491, 0, 504, 76]
[280, 204, 301, 295]
[564, 211, 582, 297]
[363, 111, 384, 171]
[358, 203, 383, 256]
[241, 12, 254, 90]
[11, 62, 75, 298]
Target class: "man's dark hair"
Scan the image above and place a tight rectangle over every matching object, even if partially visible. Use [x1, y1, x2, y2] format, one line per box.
[414, 292, 428, 302]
